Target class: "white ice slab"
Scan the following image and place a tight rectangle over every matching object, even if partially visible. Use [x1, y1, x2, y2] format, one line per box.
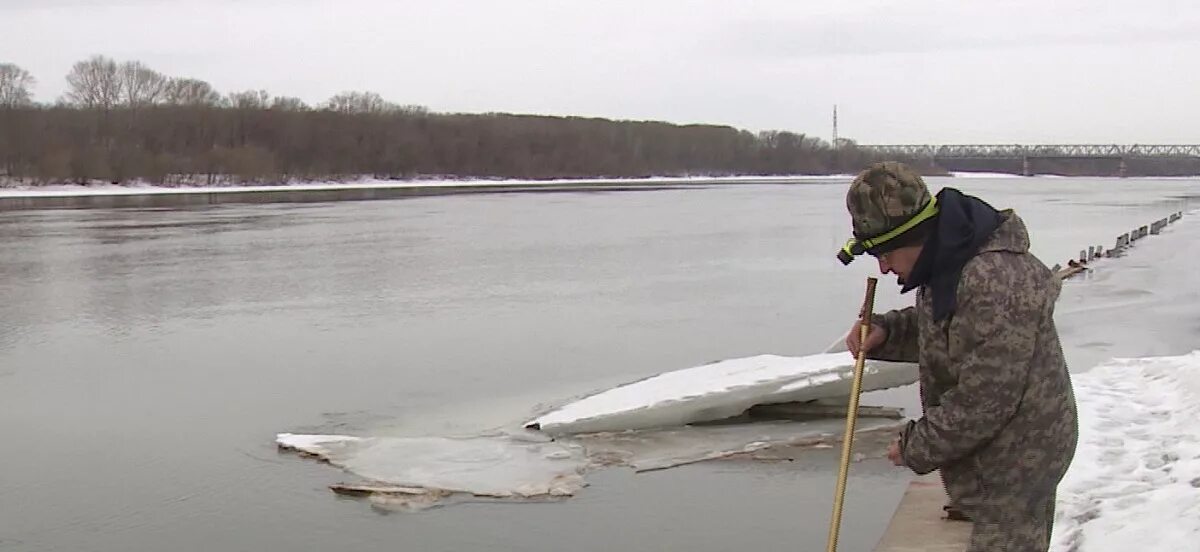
[276, 433, 588, 500]
[1051, 351, 1200, 551]
[525, 353, 917, 435]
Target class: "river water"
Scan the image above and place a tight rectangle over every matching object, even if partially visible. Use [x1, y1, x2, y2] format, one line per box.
[0, 176, 1195, 551]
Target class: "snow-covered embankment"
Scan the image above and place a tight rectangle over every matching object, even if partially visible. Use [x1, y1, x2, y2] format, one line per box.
[1052, 352, 1200, 550]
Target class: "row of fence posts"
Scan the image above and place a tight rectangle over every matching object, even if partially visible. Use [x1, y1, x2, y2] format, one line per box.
[1052, 211, 1184, 276]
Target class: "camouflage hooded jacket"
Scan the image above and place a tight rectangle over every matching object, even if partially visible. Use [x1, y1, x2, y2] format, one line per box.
[870, 210, 1079, 510]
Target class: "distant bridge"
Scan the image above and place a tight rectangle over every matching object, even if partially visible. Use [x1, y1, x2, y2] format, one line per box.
[858, 144, 1200, 159]
[855, 144, 1200, 176]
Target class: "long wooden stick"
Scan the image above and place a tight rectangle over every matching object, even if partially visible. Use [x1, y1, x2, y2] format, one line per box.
[825, 276, 878, 552]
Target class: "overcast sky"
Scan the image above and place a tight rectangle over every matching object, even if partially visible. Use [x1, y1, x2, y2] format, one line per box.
[2, 0, 1197, 143]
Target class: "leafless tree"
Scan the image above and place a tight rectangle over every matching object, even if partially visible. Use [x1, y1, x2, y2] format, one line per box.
[162, 78, 222, 106]
[0, 63, 36, 107]
[118, 61, 167, 107]
[64, 55, 121, 109]
[270, 95, 309, 111]
[326, 91, 394, 114]
[227, 89, 271, 109]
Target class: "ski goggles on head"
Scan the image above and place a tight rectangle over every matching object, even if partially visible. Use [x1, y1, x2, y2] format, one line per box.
[837, 195, 939, 265]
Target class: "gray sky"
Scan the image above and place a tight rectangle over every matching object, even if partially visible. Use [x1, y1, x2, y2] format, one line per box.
[2, 0, 1198, 143]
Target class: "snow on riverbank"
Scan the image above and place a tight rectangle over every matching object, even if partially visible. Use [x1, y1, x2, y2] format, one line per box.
[946, 171, 1025, 178]
[5, 173, 1195, 199]
[1052, 351, 1200, 550]
[0, 174, 855, 198]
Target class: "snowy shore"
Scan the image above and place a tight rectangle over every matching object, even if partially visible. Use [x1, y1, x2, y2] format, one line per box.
[1051, 352, 1200, 550]
[0, 174, 852, 198]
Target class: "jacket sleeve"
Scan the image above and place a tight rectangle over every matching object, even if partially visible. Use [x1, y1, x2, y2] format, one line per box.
[899, 256, 1042, 474]
[869, 306, 919, 363]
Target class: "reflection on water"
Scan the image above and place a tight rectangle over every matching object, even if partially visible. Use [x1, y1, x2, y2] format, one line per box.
[0, 177, 1195, 551]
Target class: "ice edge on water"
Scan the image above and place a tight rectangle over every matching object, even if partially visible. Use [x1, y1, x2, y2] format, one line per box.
[276, 351, 918, 509]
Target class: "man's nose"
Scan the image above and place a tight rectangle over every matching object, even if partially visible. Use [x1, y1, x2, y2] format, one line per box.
[877, 256, 891, 274]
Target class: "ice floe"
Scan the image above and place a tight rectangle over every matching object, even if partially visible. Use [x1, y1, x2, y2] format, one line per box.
[277, 351, 916, 509]
[525, 353, 917, 435]
[276, 432, 589, 510]
[277, 417, 905, 509]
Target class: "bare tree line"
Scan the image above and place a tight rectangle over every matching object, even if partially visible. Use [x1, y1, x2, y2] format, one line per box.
[8, 55, 1188, 186]
[0, 56, 897, 186]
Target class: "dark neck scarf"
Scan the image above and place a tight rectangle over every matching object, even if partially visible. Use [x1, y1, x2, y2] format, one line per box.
[902, 188, 1002, 321]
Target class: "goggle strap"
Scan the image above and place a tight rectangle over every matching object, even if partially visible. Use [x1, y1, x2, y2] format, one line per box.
[857, 196, 939, 253]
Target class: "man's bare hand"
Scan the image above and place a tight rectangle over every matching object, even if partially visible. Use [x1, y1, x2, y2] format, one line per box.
[845, 321, 887, 357]
[887, 438, 904, 466]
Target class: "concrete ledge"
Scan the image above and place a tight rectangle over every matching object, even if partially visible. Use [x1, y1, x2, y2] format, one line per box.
[873, 474, 971, 551]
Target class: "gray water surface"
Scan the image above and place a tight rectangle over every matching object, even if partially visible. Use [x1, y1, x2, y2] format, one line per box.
[1, 177, 1196, 551]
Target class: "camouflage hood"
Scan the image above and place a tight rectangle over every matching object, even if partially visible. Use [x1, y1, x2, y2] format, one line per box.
[982, 209, 1063, 302]
[980, 209, 1029, 255]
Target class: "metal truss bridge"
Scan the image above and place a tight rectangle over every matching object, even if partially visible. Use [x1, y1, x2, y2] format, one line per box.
[856, 144, 1200, 176]
[857, 144, 1200, 159]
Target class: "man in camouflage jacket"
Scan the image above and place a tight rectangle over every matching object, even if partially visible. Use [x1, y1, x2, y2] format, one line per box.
[840, 162, 1078, 551]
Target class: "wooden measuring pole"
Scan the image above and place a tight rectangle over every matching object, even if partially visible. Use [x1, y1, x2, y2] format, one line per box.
[825, 276, 879, 552]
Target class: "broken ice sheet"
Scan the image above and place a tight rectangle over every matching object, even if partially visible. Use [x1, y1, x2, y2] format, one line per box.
[277, 351, 918, 510]
[276, 432, 589, 507]
[277, 414, 904, 511]
[525, 353, 916, 435]
[576, 417, 904, 472]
